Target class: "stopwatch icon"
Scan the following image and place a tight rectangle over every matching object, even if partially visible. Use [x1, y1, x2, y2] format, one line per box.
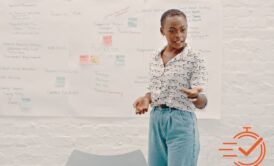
[219, 126, 266, 166]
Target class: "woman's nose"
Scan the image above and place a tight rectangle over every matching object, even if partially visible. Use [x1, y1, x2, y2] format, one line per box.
[175, 31, 184, 38]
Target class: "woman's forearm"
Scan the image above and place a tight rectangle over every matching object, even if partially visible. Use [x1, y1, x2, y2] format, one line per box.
[145, 92, 152, 104]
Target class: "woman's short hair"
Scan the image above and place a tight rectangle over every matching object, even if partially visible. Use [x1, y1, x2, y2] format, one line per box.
[160, 9, 187, 27]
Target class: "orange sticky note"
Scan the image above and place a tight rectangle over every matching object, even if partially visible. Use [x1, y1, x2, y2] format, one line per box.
[80, 55, 89, 64]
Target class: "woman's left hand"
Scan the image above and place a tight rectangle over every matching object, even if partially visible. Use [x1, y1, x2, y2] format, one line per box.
[180, 86, 203, 102]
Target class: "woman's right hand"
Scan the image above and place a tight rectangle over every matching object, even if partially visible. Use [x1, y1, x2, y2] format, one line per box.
[133, 96, 150, 115]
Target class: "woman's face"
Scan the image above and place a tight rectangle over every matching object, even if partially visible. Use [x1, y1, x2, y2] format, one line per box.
[161, 15, 188, 50]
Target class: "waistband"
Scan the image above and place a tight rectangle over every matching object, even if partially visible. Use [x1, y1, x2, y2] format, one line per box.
[155, 104, 171, 109]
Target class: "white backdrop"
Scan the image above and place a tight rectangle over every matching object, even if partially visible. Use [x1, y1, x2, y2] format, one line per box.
[0, 0, 222, 118]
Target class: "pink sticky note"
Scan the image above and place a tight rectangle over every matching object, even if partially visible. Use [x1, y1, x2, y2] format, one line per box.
[103, 35, 112, 46]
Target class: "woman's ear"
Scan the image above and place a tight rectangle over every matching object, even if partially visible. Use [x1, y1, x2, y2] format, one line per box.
[160, 27, 164, 36]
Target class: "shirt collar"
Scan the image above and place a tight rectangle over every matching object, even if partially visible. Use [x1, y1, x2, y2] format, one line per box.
[155, 44, 189, 62]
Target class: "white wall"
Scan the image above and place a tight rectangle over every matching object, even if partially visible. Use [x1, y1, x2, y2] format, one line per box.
[0, 0, 274, 165]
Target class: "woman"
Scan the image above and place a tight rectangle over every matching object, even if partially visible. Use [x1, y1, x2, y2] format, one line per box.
[133, 9, 207, 166]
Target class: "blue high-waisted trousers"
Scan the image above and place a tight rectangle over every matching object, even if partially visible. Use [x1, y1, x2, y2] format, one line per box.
[148, 106, 200, 166]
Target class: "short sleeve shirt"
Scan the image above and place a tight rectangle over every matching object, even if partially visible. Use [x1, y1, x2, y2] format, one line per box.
[147, 45, 207, 112]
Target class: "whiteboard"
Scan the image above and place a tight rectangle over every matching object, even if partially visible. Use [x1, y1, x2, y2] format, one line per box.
[0, 0, 222, 118]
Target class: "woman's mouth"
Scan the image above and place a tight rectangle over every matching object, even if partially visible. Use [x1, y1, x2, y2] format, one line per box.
[174, 41, 182, 44]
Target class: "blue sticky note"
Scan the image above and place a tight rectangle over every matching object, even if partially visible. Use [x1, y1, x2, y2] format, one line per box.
[21, 97, 31, 110]
[56, 76, 66, 87]
[115, 55, 125, 66]
[128, 17, 138, 27]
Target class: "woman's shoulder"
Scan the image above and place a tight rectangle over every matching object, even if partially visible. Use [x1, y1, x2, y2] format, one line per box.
[185, 46, 197, 56]
[151, 47, 165, 60]
[186, 47, 205, 62]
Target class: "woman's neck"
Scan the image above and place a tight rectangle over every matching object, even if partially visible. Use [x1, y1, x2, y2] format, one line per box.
[165, 44, 186, 55]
